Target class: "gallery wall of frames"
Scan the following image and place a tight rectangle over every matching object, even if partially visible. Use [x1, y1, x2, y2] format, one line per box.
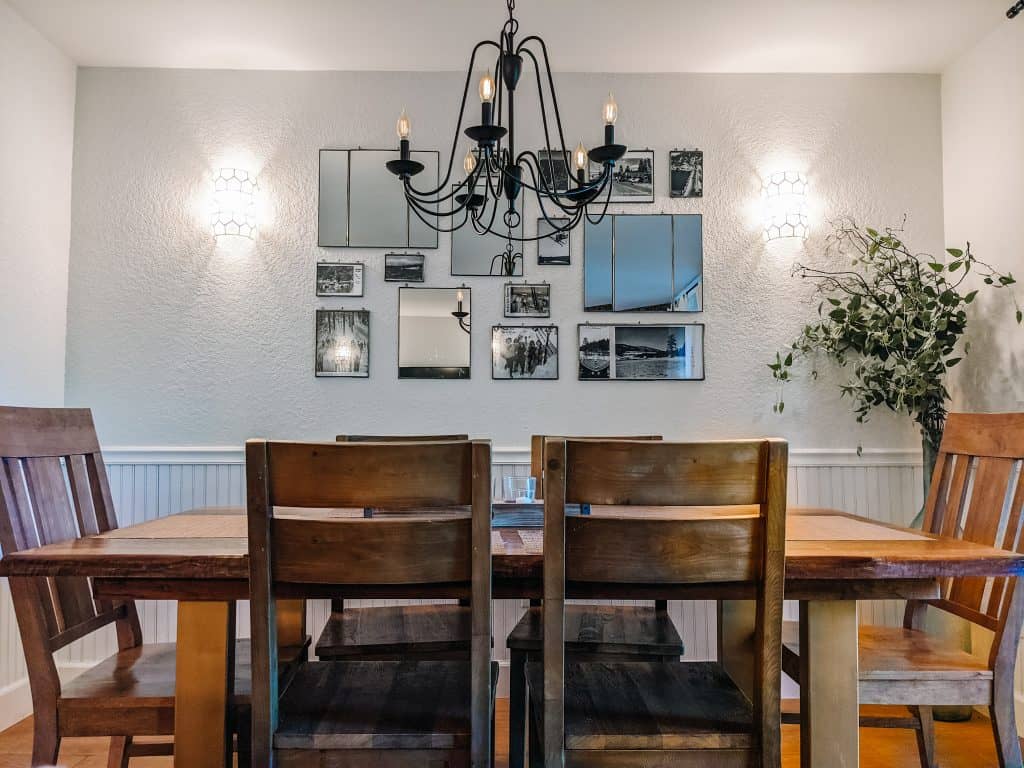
[315, 147, 706, 382]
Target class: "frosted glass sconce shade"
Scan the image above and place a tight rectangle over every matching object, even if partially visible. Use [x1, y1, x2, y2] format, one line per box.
[762, 171, 809, 241]
[212, 168, 258, 239]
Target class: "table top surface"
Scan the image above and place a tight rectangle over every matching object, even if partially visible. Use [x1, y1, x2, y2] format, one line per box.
[2, 504, 1022, 585]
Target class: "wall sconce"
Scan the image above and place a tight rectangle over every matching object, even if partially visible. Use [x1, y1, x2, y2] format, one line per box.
[212, 168, 258, 239]
[762, 171, 809, 242]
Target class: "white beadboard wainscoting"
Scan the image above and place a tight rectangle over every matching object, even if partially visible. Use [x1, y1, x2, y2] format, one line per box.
[17, 443, 1016, 731]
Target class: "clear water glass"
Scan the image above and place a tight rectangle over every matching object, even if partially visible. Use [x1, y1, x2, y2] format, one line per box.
[502, 476, 537, 503]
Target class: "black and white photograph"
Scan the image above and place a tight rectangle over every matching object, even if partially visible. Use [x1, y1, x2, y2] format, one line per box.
[537, 149, 570, 194]
[578, 324, 705, 380]
[577, 325, 611, 380]
[590, 149, 655, 203]
[670, 150, 704, 198]
[504, 283, 551, 318]
[315, 262, 363, 297]
[491, 326, 558, 380]
[537, 217, 570, 265]
[384, 252, 425, 282]
[315, 309, 369, 377]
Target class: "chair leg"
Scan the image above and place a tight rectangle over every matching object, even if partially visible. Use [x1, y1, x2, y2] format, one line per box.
[509, 649, 527, 768]
[912, 707, 937, 768]
[30, 715, 59, 767]
[528, 702, 543, 768]
[237, 712, 253, 768]
[107, 736, 131, 768]
[991, 686, 1024, 768]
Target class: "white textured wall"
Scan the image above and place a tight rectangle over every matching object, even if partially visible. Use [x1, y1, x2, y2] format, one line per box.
[65, 69, 945, 450]
[0, 0, 76, 406]
[942, 21, 1024, 413]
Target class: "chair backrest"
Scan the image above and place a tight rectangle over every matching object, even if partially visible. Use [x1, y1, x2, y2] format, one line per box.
[529, 434, 662, 500]
[915, 413, 1024, 667]
[336, 433, 469, 443]
[0, 407, 142, 705]
[246, 439, 492, 763]
[542, 438, 787, 765]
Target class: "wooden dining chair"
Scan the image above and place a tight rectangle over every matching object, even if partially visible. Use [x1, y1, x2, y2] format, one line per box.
[315, 433, 473, 663]
[782, 412, 1024, 768]
[529, 437, 787, 768]
[0, 406, 304, 768]
[246, 438, 496, 768]
[506, 433, 681, 768]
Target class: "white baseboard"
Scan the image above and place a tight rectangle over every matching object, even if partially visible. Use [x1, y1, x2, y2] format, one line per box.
[0, 663, 94, 733]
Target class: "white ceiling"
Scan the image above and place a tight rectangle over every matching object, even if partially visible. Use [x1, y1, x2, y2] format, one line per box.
[9, 0, 1010, 74]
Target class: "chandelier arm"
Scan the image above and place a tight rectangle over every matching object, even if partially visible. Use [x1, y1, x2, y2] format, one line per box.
[517, 153, 586, 216]
[517, 36, 572, 165]
[517, 150, 609, 200]
[405, 188, 474, 233]
[404, 39, 502, 198]
[517, 45, 572, 172]
[405, 172, 475, 207]
[585, 176, 615, 224]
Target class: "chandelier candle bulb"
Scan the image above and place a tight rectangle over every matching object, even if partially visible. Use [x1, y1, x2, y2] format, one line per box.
[480, 69, 496, 125]
[603, 92, 618, 144]
[396, 109, 412, 161]
[464, 149, 477, 176]
[574, 140, 589, 184]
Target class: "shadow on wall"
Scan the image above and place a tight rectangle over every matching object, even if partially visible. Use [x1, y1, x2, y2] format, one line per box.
[951, 297, 1024, 412]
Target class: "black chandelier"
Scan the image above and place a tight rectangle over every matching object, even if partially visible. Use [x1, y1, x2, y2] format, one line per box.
[384, 0, 626, 251]
[1010, 1, 1023, 19]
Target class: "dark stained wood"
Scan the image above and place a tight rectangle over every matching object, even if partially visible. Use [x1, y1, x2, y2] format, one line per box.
[267, 440, 474, 509]
[539, 438, 788, 767]
[507, 604, 683, 656]
[0, 406, 101, 457]
[784, 411, 1024, 768]
[530, 434, 661, 501]
[246, 438, 493, 768]
[337, 434, 469, 442]
[316, 604, 470, 659]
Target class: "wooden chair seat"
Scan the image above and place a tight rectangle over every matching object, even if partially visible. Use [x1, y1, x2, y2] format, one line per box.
[782, 620, 993, 705]
[316, 603, 470, 660]
[275, 660, 498, 752]
[526, 661, 754, 751]
[508, 604, 684, 658]
[58, 638, 311, 736]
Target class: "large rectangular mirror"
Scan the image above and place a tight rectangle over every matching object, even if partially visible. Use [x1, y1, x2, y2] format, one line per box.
[398, 287, 471, 379]
[319, 149, 439, 248]
[451, 179, 524, 276]
[584, 214, 703, 311]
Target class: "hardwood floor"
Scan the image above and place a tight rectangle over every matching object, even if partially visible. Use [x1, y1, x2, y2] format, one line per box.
[0, 701, 1011, 767]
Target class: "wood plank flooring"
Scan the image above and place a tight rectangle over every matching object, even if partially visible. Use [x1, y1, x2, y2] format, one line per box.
[0, 701, 1011, 767]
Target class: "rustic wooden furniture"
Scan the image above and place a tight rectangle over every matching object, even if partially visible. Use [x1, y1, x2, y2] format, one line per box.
[782, 413, 1024, 768]
[4, 506, 1023, 767]
[0, 407, 303, 768]
[317, 434, 473, 663]
[529, 438, 788, 767]
[246, 438, 495, 768]
[506, 433, 680, 768]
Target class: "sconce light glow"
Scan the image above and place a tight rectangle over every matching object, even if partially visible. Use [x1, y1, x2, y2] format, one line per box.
[212, 168, 258, 240]
[761, 171, 809, 242]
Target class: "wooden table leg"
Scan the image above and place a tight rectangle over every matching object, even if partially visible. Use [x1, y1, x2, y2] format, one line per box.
[800, 600, 859, 768]
[718, 599, 756, 700]
[175, 600, 236, 768]
[275, 598, 306, 648]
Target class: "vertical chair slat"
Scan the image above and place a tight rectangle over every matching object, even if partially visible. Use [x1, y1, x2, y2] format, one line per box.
[470, 441, 492, 768]
[542, 438, 567, 768]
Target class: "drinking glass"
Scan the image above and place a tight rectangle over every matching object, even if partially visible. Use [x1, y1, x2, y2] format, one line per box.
[502, 476, 537, 503]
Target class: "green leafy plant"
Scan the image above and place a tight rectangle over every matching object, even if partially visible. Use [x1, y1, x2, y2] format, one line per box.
[770, 219, 1020, 464]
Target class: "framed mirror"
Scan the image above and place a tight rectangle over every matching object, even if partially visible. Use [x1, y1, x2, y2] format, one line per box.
[451, 178, 524, 276]
[398, 287, 471, 379]
[318, 149, 440, 248]
[584, 214, 703, 312]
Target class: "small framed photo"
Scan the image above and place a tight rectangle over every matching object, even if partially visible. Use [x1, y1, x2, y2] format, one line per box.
[315, 309, 369, 378]
[590, 149, 655, 203]
[537, 149, 570, 194]
[492, 326, 559, 380]
[670, 150, 703, 198]
[537, 217, 570, 265]
[385, 252, 425, 282]
[504, 283, 551, 318]
[577, 323, 705, 381]
[316, 262, 363, 297]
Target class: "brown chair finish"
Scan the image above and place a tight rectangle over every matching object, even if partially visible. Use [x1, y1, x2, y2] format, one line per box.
[507, 434, 679, 768]
[782, 412, 1024, 768]
[533, 438, 787, 768]
[317, 434, 473, 663]
[0, 407, 288, 768]
[246, 438, 494, 768]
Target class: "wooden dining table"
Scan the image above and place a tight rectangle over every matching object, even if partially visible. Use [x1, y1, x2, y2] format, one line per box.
[2, 503, 1023, 768]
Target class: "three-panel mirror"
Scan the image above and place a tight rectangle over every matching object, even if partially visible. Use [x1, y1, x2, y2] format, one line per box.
[584, 214, 703, 311]
[319, 149, 440, 248]
[398, 287, 471, 379]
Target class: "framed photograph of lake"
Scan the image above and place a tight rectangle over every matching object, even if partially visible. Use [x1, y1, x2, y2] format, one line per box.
[577, 323, 704, 381]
